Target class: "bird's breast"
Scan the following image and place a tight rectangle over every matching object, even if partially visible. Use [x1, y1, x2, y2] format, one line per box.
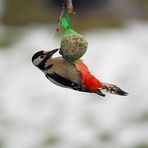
[46, 57, 82, 84]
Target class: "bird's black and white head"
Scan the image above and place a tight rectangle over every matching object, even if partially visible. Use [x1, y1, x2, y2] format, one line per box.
[32, 49, 58, 70]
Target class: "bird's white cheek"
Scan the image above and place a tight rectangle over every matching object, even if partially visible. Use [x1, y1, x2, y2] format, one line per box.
[33, 58, 42, 66]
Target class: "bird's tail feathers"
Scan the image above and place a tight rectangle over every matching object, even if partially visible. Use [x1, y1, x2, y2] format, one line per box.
[95, 89, 106, 97]
[102, 83, 128, 96]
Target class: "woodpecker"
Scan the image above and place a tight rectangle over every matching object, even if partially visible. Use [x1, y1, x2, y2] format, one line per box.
[32, 49, 128, 97]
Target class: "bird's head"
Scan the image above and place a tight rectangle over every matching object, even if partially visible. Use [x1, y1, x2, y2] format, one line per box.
[32, 48, 58, 70]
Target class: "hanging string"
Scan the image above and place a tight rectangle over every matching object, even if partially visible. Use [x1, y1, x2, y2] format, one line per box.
[66, 0, 73, 14]
[57, 0, 74, 32]
[56, 1, 66, 32]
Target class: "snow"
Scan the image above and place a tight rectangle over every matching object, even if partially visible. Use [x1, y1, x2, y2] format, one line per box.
[0, 22, 148, 148]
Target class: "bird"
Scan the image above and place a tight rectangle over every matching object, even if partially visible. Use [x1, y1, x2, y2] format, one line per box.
[32, 49, 128, 97]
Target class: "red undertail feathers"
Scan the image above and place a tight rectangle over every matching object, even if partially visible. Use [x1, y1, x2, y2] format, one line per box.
[75, 61, 104, 92]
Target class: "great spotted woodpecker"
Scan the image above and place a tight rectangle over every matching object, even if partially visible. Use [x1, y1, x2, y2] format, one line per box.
[32, 49, 128, 97]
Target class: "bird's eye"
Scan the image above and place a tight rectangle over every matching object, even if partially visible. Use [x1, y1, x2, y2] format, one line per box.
[40, 55, 44, 58]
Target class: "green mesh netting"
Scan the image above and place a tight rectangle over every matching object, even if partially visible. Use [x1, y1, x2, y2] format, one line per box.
[61, 15, 79, 36]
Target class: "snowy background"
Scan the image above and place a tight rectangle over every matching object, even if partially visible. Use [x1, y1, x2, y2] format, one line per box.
[0, 21, 148, 148]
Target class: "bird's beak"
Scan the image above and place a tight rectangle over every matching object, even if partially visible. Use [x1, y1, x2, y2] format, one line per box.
[43, 48, 59, 57]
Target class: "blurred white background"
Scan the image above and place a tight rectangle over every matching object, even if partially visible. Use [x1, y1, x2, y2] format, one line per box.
[0, 0, 148, 148]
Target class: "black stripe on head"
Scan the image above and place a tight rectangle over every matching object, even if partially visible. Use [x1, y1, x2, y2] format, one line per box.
[37, 55, 50, 70]
[32, 51, 43, 62]
[32, 49, 59, 70]
[46, 64, 53, 69]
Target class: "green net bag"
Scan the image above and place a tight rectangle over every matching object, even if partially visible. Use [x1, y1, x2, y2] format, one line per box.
[59, 15, 88, 62]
